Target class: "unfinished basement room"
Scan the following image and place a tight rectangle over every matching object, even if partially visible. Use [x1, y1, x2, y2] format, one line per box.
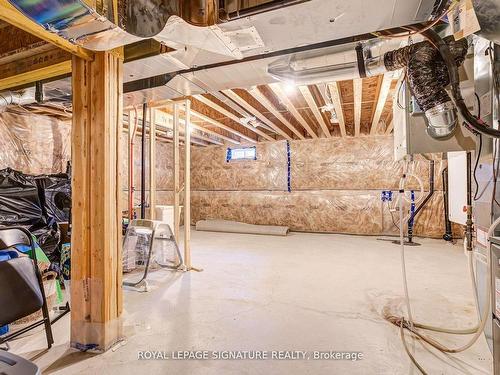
[0, 0, 499, 374]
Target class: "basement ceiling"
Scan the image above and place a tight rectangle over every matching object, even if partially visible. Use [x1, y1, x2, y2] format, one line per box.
[123, 75, 399, 147]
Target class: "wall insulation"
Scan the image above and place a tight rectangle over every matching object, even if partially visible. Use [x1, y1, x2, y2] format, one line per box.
[189, 136, 452, 238]
[0, 108, 455, 238]
[0, 110, 70, 174]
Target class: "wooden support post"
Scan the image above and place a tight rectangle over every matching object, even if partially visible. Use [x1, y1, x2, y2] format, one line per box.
[184, 100, 191, 269]
[128, 109, 136, 220]
[71, 51, 123, 352]
[173, 104, 181, 243]
[149, 108, 156, 220]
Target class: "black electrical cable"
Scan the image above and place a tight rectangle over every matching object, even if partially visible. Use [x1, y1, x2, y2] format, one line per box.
[421, 29, 500, 139]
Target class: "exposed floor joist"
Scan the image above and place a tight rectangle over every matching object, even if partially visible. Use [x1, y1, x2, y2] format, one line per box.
[385, 120, 394, 135]
[370, 73, 393, 135]
[222, 89, 292, 141]
[189, 109, 248, 144]
[193, 94, 273, 142]
[298, 86, 331, 138]
[269, 83, 318, 139]
[157, 109, 233, 145]
[353, 78, 362, 137]
[126, 112, 215, 146]
[327, 82, 346, 137]
[248, 87, 305, 140]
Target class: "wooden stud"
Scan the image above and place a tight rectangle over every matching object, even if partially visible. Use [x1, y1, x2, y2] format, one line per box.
[193, 94, 272, 141]
[184, 100, 191, 269]
[0, 0, 93, 60]
[298, 86, 331, 138]
[222, 89, 292, 140]
[70, 51, 123, 352]
[326, 82, 347, 137]
[149, 108, 156, 220]
[370, 73, 393, 135]
[248, 87, 305, 139]
[173, 104, 181, 243]
[353, 79, 362, 137]
[268, 83, 317, 139]
[128, 109, 136, 220]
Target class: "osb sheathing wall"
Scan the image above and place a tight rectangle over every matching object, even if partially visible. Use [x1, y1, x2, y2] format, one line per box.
[189, 136, 452, 238]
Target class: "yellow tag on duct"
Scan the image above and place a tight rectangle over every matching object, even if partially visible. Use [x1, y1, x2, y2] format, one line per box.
[451, 0, 481, 39]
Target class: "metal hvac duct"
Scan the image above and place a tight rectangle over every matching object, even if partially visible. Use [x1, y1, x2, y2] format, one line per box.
[7, 0, 218, 51]
[268, 35, 469, 139]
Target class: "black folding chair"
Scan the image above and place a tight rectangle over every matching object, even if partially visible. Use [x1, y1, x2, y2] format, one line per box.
[0, 226, 54, 349]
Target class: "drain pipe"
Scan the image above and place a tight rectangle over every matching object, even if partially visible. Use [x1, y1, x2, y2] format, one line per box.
[442, 166, 453, 241]
[407, 159, 435, 243]
[141, 103, 147, 220]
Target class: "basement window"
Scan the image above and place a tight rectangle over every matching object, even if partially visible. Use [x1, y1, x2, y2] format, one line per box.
[226, 147, 257, 162]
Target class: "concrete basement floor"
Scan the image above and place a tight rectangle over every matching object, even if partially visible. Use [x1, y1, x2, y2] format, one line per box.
[7, 230, 493, 374]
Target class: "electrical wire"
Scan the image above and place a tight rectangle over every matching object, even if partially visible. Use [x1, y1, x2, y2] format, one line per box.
[421, 29, 500, 139]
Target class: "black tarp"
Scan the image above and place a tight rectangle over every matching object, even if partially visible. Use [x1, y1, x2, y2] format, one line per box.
[37, 174, 71, 223]
[0, 168, 71, 264]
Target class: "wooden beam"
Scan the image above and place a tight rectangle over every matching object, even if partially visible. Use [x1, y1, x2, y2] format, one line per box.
[0, 0, 93, 60]
[353, 78, 362, 137]
[71, 51, 123, 352]
[158, 109, 236, 145]
[222, 89, 292, 141]
[326, 83, 347, 137]
[268, 83, 317, 139]
[193, 94, 273, 142]
[0, 60, 71, 91]
[248, 87, 305, 139]
[184, 99, 191, 269]
[190, 123, 235, 145]
[385, 119, 394, 135]
[298, 86, 331, 138]
[190, 110, 247, 144]
[149, 108, 156, 220]
[173, 103, 181, 243]
[370, 73, 393, 135]
[135, 110, 222, 146]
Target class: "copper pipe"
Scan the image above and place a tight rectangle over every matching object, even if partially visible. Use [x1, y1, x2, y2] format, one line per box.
[129, 106, 139, 220]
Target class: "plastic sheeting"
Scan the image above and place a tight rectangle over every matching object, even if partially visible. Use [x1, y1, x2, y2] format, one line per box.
[188, 136, 450, 238]
[191, 190, 451, 238]
[191, 141, 287, 191]
[0, 110, 71, 175]
[0, 168, 62, 262]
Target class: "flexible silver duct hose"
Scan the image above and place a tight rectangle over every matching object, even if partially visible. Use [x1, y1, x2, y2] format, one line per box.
[383, 36, 469, 139]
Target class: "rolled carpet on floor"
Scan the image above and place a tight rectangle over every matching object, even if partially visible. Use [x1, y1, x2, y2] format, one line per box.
[195, 219, 289, 236]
